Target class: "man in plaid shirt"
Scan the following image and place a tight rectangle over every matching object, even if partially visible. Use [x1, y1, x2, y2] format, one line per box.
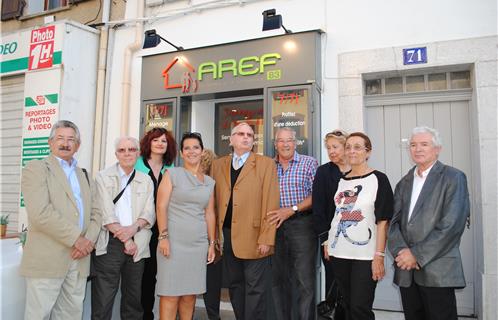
[268, 127, 319, 320]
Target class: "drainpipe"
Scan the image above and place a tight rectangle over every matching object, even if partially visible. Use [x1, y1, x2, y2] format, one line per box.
[91, 0, 111, 174]
[120, 0, 145, 136]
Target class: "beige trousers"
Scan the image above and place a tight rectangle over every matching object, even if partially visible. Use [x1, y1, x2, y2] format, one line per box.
[24, 260, 87, 320]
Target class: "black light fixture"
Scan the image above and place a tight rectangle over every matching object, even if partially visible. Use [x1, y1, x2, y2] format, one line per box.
[262, 9, 291, 34]
[143, 29, 184, 51]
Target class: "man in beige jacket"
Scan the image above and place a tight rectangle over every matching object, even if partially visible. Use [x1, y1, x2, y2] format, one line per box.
[21, 120, 102, 320]
[91, 136, 155, 320]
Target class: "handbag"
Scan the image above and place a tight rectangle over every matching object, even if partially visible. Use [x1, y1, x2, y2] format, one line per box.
[317, 280, 345, 319]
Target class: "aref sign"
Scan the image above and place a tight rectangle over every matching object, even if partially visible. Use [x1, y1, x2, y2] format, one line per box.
[142, 31, 321, 98]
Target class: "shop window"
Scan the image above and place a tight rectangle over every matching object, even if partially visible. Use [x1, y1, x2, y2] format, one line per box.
[269, 88, 311, 155]
[144, 101, 175, 133]
[1, 0, 25, 20]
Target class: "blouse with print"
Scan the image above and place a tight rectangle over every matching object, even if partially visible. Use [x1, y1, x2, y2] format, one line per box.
[327, 170, 393, 260]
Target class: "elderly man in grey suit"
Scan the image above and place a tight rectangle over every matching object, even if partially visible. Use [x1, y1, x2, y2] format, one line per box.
[388, 126, 470, 320]
[21, 120, 102, 320]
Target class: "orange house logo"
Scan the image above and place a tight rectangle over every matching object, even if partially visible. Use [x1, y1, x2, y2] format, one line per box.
[162, 57, 198, 94]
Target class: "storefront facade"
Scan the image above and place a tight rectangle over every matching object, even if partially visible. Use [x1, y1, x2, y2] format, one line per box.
[140, 30, 322, 159]
[98, 1, 497, 318]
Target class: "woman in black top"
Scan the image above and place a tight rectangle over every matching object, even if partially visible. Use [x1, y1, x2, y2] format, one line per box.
[135, 127, 177, 320]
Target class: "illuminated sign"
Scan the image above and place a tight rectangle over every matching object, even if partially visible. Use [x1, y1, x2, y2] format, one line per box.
[162, 53, 281, 93]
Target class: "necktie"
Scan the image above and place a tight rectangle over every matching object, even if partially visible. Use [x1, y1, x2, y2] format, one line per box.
[233, 156, 241, 170]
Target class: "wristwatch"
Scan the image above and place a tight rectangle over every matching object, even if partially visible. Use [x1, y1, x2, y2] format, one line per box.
[292, 205, 299, 214]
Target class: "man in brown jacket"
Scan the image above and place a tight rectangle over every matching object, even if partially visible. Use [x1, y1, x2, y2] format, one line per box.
[20, 120, 101, 319]
[211, 122, 279, 320]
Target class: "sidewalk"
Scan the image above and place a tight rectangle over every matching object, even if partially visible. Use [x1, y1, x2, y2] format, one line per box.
[192, 307, 475, 319]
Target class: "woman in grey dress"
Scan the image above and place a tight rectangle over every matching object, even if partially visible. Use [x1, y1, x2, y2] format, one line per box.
[155, 132, 216, 320]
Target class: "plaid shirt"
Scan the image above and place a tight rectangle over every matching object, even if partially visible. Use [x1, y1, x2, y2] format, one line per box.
[275, 152, 318, 208]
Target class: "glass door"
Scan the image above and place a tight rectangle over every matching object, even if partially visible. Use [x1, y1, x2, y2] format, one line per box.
[214, 99, 264, 156]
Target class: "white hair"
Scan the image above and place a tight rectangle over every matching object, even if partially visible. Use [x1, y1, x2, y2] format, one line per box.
[49, 120, 81, 144]
[114, 136, 140, 151]
[275, 127, 296, 140]
[231, 122, 254, 135]
[411, 126, 442, 147]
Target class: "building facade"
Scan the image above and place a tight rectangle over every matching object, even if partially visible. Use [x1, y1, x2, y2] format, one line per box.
[1, 0, 496, 318]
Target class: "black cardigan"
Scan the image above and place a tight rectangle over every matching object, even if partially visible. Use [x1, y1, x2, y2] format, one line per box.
[312, 162, 342, 243]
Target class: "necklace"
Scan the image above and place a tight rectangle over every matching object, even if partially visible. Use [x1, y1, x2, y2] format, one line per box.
[185, 168, 199, 177]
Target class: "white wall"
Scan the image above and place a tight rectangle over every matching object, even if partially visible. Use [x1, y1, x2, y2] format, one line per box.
[191, 100, 216, 150]
[104, 0, 496, 164]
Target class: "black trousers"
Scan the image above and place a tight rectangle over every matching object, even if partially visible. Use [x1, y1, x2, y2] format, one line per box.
[330, 257, 376, 320]
[400, 282, 457, 320]
[203, 257, 223, 320]
[321, 246, 335, 296]
[272, 214, 317, 320]
[222, 228, 270, 320]
[91, 236, 145, 320]
[141, 223, 158, 320]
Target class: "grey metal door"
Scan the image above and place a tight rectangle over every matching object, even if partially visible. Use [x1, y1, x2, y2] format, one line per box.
[366, 99, 475, 316]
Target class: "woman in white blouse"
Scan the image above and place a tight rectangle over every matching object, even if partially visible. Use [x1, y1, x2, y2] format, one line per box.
[324, 132, 394, 320]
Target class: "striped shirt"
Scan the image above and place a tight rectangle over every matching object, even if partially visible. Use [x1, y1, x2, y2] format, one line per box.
[276, 152, 318, 208]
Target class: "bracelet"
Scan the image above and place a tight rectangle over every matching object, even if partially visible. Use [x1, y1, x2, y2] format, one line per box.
[209, 239, 216, 245]
[158, 232, 169, 240]
[375, 251, 385, 257]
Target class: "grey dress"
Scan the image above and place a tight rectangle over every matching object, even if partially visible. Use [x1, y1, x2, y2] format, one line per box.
[156, 167, 215, 296]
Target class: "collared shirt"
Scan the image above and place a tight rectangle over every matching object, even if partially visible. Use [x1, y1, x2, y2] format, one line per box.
[55, 156, 84, 229]
[232, 151, 250, 169]
[408, 162, 436, 220]
[115, 165, 133, 226]
[275, 152, 318, 208]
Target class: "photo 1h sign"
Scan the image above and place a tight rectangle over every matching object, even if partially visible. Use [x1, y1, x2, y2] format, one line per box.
[403, 47, 427, 65]
[29, 26, 56, 70]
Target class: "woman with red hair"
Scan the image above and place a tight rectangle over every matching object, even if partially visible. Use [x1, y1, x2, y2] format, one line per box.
[135, 127, 177, 320]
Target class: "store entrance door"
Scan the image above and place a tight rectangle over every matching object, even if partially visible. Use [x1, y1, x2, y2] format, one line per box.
[214, 99, 264, 156]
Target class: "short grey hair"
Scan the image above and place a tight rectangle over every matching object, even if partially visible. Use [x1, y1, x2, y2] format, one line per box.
[411, 126, 442, 147]
[231, 122, 254, 135]
[114, 136, 140, 151]
[48, 120, 81, 144]
[275, 127, 296, 140]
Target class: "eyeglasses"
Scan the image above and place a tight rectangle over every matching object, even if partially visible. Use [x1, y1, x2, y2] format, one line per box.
[55, 136, 77, 144]
[232, 131, 254, 138]
[276, 139, 295, 144]
[345, 145, 368, 152]
[116, 147, 138, 153]
[325, 130, 348, 139]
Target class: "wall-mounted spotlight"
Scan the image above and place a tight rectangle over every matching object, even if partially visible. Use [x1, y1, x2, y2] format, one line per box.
[143, 29, 184, 51]
[262, 9, 292, 34]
